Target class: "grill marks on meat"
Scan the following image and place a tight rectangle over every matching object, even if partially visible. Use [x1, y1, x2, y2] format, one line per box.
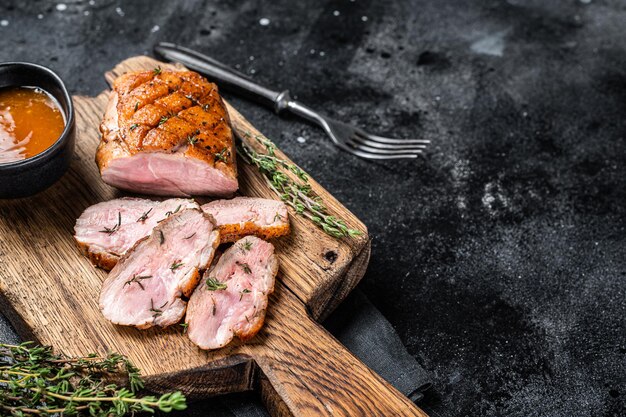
[74, 198, 199, 270]
[186, 237, 277, 350]
[96, 69, 238, 197]
[99, 209, 219, 329]
[202, 197, 290, 243]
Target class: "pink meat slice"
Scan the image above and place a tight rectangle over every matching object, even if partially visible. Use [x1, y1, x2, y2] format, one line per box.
[75, 197, 289, 270]
[74, 198, 199, 270]
[99, 208, 219, 329]
[201, 197, 290, 243]
[186, 236, 278, 350]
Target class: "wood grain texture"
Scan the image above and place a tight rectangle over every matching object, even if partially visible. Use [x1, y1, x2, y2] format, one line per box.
[0, 56, 427, 417]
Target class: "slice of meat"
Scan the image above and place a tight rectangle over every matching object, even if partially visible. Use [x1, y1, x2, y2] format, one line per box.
[74, 198, 199, 270]
[99, 208, 219, 329]
[186, 236, 277, 350]
[96, 69, 238, 197]
[201, 197, 290, 243]
[75, 196, 290, 270]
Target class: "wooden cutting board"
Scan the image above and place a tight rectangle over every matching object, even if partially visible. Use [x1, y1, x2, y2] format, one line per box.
[0, 56, 427, 417]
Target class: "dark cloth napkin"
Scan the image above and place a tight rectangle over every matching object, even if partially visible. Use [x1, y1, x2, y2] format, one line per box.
[165, 288, 431, 416]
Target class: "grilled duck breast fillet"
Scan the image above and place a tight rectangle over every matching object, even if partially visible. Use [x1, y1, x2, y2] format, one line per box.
[185, 236, 277, 350]
[99, 209, 219, 329]
[201, 197, 289, 243]
[74, 198, 199, 270]
[75, 197, 289, 270]
[97, 69, 238, 197]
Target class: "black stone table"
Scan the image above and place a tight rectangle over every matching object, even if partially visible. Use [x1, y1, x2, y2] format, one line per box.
[0, 1, 624, 416]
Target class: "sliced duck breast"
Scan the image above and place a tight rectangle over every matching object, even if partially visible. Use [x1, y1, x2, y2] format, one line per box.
[186, 236, 277, 350]
[74, 198, 198, 270]
[201, 197, 289, 243]
[75, 196, 289, 270]
[97, 69, 238, 197]
[99, 208, 219, 329]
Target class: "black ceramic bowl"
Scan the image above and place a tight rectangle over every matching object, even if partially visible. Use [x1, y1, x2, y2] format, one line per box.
[0, 62, 75, 199]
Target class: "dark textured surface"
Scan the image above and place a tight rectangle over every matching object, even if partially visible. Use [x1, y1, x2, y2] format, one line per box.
[1, 0, 625, 416]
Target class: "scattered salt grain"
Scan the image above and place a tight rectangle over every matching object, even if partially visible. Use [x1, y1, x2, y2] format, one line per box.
[37, 14, 44, 19]
[115, 7, 124, 17]
[361, 16, 368, 22]
[259, 18, 270, 26]
[89, 0, 95, 5]
[333, 10, 340, 16]
[56, 3, 67, 11]
[151, 25, 160, 33]
[0, 20, 8, 27]
[249, 55, 255, 61]
[296, 136, 306, 144]
[249, 68, 256, 74]
[319, 51, 325, 56]
[84, 10, 90, 16]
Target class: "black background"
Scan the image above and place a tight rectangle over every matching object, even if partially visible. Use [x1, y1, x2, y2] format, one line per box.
[0, 1, 625, 416]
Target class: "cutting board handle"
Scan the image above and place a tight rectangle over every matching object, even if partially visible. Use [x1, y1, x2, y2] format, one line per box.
[249, 287, 428, 417]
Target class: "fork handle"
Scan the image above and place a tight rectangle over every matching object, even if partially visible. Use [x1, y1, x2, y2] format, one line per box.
[154, 42, 292, 114]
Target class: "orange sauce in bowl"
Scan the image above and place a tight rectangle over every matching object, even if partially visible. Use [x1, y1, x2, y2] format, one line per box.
[0, 87, 65, 164]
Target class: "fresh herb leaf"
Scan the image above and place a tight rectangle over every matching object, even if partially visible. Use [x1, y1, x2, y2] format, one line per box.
[180, 323, 189, 334]
[170, 261, 184, 271]
[165, 204, 182, 217]
[129, 123, 139, 130]
[0, 342, 187, 415]
[137, 207, 153, 222]
[240, 239, 253, 252]
[239, 288, 252, 301]
[159, 115, 169, 125]
[205, 277, 227, 291]
[100, 212, 122, 234]
[153, 66, 162, 76]
[123, 274, 153, 291]
[187, 135, 198, 146]
[238, 133, 362, 239]
[214, 147, 230, 163]
[236, 261, 252, 274]
[149, 299, 163, 318]
[158, 205, 183, 223]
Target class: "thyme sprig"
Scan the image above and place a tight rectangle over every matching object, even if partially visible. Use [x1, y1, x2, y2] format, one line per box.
[0, 342, 186, 416]
[214, 148, 230, 163]
[236, 262, 251, 274]
[239, 288, 251, 301]
[240, 239, 253, 252]
[169, 261, 184, 271]
[205, 277, 227, 291]
[123, 274, 152, 291]
[100, 212, 122, 235]
[237, 133, 361, 239]
[136, 208, 152, 222]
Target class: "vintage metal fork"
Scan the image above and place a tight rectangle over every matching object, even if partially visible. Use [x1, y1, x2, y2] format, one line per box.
[155, 43, 429, 160]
